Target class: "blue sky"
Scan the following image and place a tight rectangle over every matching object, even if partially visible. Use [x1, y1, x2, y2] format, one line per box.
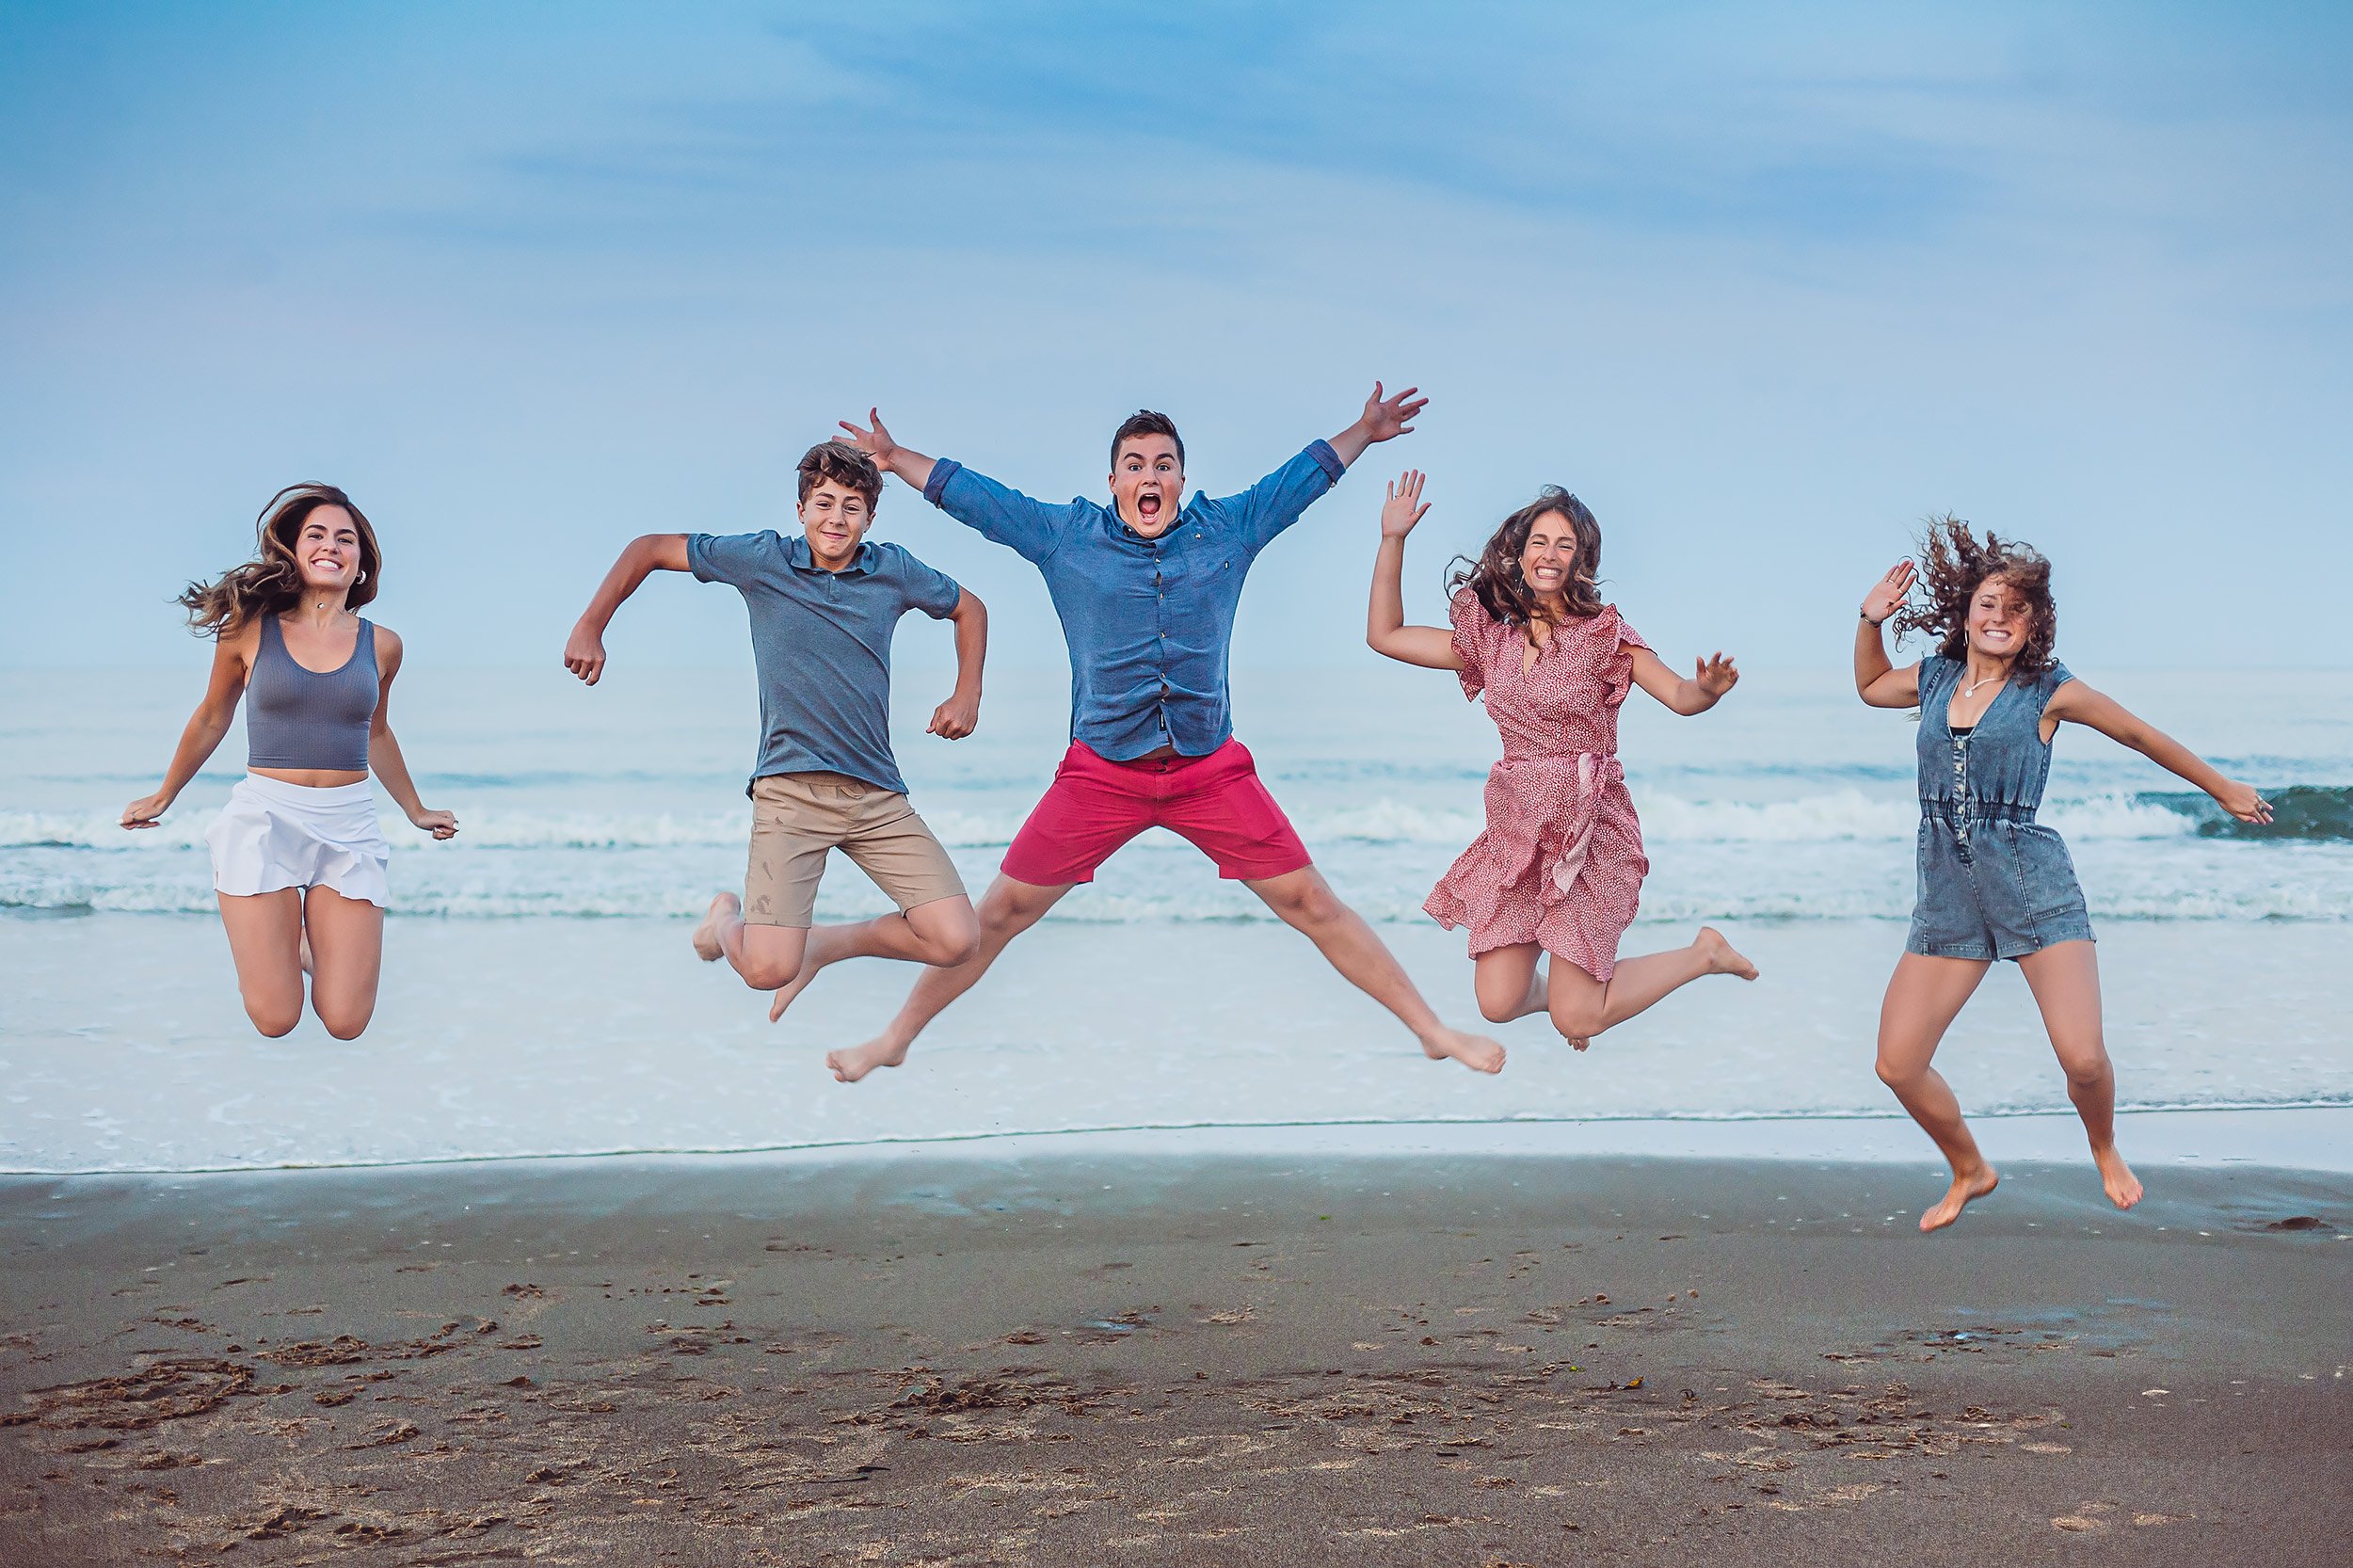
[4, 1, 2349, 672]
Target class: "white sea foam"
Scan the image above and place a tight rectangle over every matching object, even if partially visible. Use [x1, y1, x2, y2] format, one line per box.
[0, 789, 2203, 855]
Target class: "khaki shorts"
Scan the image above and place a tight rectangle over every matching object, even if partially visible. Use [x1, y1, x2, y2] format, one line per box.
[744, 772, 966, 928]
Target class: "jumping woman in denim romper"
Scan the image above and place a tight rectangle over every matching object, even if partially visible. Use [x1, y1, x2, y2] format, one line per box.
[1854, 518, 2271, 1232]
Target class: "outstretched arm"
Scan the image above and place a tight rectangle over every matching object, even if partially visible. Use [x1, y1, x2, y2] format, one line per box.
[121, 626, 251, 829]
[2046, 681, 2272, 824]
[565, 534, 691, 685]
[1365, 470, 1462, 670]
[1855, 560, 1920, 708]
[367, 628, 457, 839]
[1326, 381, 1428, 469]
[838, 408, 938, 494]
[927, 589, 987, 740]
[1630, 648, 1738, 715]
[844, 407, 1073, 564]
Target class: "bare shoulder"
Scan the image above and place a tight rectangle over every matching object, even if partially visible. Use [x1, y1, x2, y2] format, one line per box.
[2043, 670, 2100, 715]
[215, 614, 264, 667]
[372, 622, 405, 670]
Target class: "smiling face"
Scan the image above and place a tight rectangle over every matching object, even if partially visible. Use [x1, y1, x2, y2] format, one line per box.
[1964, 572, 2036, 664]
[1110, 434, 1184, 536]
[293, 505, 363, 598]
[798, 478, 874, 569]
[1518, 510, 1582, 605]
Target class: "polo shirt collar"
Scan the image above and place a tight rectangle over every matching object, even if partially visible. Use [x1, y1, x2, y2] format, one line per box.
[785, 533, 878, 575]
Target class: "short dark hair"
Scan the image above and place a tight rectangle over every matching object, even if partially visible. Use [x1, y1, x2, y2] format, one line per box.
[1110, 410, 1183, 471]
[796, 440, 883, 512]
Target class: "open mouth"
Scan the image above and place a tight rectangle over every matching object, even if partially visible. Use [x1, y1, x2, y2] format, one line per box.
[1136, 491, 1163, 520]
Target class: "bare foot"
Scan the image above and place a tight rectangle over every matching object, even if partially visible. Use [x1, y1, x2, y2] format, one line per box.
[1422, 1029, 1506, 1075]
[1919, 1163, 1999, 1232]
[825, 1036, 909, 1083]
[1696, 926, 1759, 981]
[691, 892, 737, 963]
[768, 965, 820, 1023]
[298, 934, 313, 976]
[1567, 1035, 1591, 1052]
[2091, 1144, 2143, 1210]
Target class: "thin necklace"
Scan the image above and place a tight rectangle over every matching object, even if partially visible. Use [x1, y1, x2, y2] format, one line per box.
[1961, 670, 2006, 698]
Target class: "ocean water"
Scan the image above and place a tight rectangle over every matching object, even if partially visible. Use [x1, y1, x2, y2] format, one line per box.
[3, 662, 2348, 1172]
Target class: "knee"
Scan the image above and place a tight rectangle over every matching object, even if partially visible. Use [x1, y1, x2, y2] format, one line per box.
[934, 930, 982, 968]
[1272, 884, 1343, 929]
[1477, 993, 1521, 1025]
[1547, 1002, 1605, 1041]
[320, 1011, 373, 1042]
[740, 956, 803, 991]
[247, 1004, 300, 1039]
[1874, 1055, 1914, 1092]
[2063, 1053, 2111, 1094]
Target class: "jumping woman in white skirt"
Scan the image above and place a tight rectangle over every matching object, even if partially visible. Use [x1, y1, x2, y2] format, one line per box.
[121, 483, 456, 1038]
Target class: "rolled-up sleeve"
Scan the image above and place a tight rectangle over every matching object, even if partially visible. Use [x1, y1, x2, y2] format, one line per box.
[925, 460, 1079, 565]
[1230, 440, 1346, 554]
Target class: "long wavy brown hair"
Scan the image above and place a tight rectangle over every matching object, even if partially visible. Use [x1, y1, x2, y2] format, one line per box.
[1449, 486, 1606, 629]
[178, 483, 381, 637]
[1889, 513, 2057, 676]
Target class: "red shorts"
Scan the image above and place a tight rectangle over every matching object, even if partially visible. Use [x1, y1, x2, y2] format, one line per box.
[1001, 739, 1313, 886]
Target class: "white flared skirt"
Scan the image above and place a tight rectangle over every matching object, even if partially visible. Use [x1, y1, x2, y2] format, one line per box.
[206, 775, 391, 906]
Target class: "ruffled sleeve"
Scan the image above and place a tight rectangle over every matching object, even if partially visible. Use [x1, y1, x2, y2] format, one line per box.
[1448, 588, 1494, 701]
[1603, 607, 1647, 706]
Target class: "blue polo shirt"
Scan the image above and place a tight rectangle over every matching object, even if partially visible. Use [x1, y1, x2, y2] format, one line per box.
[687, 531, 962, 795]
[920, 440, 1345, 760]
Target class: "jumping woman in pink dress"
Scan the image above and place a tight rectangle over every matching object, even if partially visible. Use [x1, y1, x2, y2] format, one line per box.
[1368, 471, 1758, 1049]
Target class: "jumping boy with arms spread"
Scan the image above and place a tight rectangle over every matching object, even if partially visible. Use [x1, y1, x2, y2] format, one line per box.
[773, 386, 1505, 1081]
[565, 440, 986, 1001]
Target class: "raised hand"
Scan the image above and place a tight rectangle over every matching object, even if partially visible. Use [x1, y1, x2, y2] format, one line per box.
[2214, 780, 2273, 826]
[1359, 381, 1427, 444]
[1381, 470, 1431, 538]
[409, 807, 460, 840]
[120, 792, 171, 831]
[564, 623, 608, 685]
[1695, 652, 1740, 697]
[927, 690, 979, 741]
[1862, 560, 1914, 626]
[837, 408, 899, 467]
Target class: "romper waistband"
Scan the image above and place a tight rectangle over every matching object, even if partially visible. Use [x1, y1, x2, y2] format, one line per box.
[1921, 800, 2038, 823]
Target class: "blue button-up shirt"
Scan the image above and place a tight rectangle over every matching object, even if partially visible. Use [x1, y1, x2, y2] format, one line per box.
[922, 440, 1346, 760]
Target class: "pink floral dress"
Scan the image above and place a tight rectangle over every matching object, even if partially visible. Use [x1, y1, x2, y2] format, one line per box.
[1424, 589, 1651, 981]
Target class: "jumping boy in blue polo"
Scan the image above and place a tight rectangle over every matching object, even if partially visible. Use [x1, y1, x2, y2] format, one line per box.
[565, 440, 987, 1000]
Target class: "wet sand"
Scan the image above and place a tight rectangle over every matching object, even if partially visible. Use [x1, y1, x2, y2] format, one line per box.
[2, 1150, 2347, 1565]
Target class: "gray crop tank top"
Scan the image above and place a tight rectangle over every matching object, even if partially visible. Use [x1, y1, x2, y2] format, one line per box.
[246, 615, 378, 772]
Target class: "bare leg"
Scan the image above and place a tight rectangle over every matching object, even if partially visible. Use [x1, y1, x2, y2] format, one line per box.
[1245, 865, 1504, 1074]
[1472, 944, 1545, 1023]
[216, 889, 306, 1037]
[768, 896, 983, 1022]
[303, 887, 386, 1041]
[692, 892, 808, 990]
[2018, 940, 2140, 1210]
[1543, 927, 1759, 1049]
[1874, 952, 1999, 1232]
[827, 875, 1073, 1083]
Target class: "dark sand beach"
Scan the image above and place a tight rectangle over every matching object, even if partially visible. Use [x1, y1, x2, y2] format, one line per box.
[3, 1149, 2346, 1565]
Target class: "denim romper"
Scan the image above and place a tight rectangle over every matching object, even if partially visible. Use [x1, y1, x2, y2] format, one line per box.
[1908, 655, 2095, 961]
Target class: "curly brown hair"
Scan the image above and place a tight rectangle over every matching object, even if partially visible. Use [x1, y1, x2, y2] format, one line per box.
[796, 440, 883, 513]
[1449, 487, 1606, 629]
[178, 483, 381, 638]
[1889, 513, 2057, 675]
